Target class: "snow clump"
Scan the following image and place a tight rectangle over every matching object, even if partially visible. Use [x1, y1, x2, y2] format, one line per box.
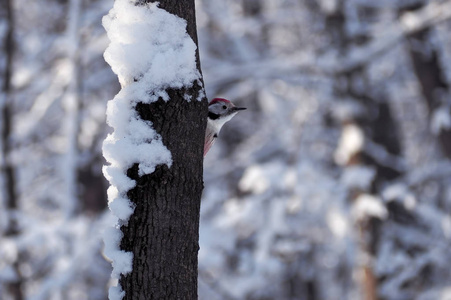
[101, 1, 202, 299]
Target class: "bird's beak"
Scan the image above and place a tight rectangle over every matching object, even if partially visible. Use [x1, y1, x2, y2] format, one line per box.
[233, 107, 247, 111]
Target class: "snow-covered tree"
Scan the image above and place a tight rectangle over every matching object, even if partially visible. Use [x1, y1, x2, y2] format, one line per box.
[101, 0, 207, 298]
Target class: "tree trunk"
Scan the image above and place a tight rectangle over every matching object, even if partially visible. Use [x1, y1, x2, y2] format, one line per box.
[118, 1, 207, 299]
[400, 3, 451, 159]
[322, 2, 403, 299]
[0, 0, 23, 299]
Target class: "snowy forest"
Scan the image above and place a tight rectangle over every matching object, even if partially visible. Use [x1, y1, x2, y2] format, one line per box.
[1, 0, 451, 299]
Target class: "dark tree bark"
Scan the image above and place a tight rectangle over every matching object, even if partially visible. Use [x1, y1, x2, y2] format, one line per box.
[1, 0, 16, 225]
[118, 1, 208, 299]
[0, 0, 23, 299]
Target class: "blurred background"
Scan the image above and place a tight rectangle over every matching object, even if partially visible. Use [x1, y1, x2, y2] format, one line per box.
[1, 0, 451, 299]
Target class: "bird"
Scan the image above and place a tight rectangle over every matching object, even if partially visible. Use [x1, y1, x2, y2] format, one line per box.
[204, 98, 246, 157]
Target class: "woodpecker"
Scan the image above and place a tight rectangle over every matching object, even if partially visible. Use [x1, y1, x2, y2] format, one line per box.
[204, 98, 246, 156]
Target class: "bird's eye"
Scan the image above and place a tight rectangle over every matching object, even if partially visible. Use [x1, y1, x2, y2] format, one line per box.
[222, 105, 227, 109]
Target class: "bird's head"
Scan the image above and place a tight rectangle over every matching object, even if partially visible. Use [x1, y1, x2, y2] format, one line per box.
[208, 98, 246, 121]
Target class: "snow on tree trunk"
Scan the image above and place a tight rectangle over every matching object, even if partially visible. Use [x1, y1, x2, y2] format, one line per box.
[102, 0, 207, 299]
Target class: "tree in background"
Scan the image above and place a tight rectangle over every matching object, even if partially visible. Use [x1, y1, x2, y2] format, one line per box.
[0, 0, 23, 299]
[0, 0, 114, 298]
[199, 0, 451, 299]
[401, 1, 451, 159]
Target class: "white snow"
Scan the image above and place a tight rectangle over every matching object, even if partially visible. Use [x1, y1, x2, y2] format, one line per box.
[334, 123, 365, 165]
[238, 165, 270, 194]
[327, 209, 348, 238]
[109, 284, 125, 300]
[442, 216, 451, 239]
[400, 1, 451, 33]
[318, 0, 339, 14]
[103, 227, 133, 278]
[101, 1, 202, 299]
[0, 239, 19, 281]
[431, 106, 451, 134]
[108, 195, 135, 221]
[103, 0, 200, 90]
[382, 183, 417, 210]
[352, 194, 388, 221]
[440, 287, 451, 300]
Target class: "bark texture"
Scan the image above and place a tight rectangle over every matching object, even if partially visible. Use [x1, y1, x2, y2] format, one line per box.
[119, 1, 207, 299]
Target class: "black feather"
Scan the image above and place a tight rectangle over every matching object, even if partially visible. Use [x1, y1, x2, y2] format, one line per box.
[208, 112, 219, 120]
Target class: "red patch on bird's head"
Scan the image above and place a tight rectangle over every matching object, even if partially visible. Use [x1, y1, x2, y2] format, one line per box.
[209, 98, 230, 105]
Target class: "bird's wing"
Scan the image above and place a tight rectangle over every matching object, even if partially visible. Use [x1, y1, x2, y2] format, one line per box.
[204, 131, 217, 157]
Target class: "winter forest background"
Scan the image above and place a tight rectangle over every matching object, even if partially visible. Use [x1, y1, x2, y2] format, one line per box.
[1, 0, 451, 299]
